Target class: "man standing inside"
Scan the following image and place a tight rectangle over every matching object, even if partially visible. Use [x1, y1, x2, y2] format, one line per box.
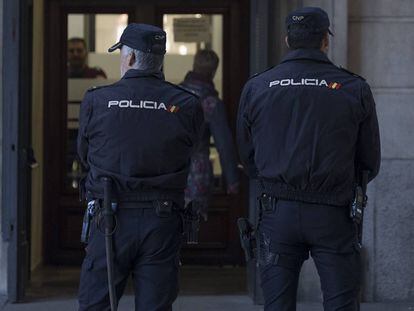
[237, 7, 380, 311]
[181, 49, 240, 220]
[77, 24, 203, 310]
[68, 37, 107, 78]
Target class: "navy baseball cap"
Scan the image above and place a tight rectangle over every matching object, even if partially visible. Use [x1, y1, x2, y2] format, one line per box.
[108, 23, 166, 54]
[286, 7, 333, 35]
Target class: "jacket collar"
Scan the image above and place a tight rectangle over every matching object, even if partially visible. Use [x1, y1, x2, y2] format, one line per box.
[281, 49, 332, 65]
[122, 69, 165, 80]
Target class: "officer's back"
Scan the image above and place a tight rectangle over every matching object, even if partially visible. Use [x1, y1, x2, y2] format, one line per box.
[239, 33, 380, 208]
[242, 49, 380, 206]
[80, 69, 201, 198]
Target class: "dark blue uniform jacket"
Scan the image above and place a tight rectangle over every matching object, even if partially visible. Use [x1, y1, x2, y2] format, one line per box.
[77, 69, 204, 204]
[237, 49, 381, 207]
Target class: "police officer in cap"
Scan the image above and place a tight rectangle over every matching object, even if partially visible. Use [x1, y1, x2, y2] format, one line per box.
[77, 23, 203, 310]
[237, 7, 380, 311]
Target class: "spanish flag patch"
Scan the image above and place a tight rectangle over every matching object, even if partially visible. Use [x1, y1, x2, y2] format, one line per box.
[167, 105, 180, 113]
[328, 82, 342, 89]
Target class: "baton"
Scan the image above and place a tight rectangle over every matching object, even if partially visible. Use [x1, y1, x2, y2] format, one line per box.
[102, 177, 117, 311]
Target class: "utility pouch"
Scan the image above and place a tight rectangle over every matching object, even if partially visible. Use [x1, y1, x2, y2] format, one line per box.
[81, 200, 98, 244]
[154, 200, 173, 217]
[259, 193, 274, 212]
[237, 218, 257, 262]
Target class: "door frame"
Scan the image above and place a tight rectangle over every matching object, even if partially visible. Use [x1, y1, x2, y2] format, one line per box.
[43, 0, 249, 265]
[43, 0, 137, 264]
[2, 0, 33, 302]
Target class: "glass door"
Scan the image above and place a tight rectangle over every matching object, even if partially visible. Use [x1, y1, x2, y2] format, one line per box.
[162, 12, 242, 265]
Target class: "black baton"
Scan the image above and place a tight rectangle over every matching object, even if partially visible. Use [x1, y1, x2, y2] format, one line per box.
[102, 177, 117, 311]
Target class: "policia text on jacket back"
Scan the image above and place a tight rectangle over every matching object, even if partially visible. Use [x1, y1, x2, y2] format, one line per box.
[77, 23, 203, 311]
[237, 7, 380, 311]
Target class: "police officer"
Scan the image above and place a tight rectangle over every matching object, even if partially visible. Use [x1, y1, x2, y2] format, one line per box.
[237, 7, 380, 311]
[77, 23, 203, 310]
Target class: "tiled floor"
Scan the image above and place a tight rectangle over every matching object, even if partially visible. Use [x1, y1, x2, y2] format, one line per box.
[3, 296, 414, 311]
[25, 265, 247, 300]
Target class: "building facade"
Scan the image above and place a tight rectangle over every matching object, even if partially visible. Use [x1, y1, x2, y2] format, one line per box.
[1, 0, 413, 305]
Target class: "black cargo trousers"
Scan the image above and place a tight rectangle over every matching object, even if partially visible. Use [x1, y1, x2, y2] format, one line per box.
[258, 198, 361, 311]
[78, 201, 182, 311]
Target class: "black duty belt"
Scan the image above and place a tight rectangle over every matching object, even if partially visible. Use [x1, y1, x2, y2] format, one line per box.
[86, 189, 184, 207]
[259, 179, 350, 207]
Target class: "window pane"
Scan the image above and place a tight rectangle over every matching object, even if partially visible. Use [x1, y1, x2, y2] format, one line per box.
[163, 14, 224, 190]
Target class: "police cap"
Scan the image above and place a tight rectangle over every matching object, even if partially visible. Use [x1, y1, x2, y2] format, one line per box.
[108, 23, 166, 54]
[286, 7, 333, 35]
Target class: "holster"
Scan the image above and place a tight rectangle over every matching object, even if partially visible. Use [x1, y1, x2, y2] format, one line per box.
[80, 200, 98, 244]
[350, 186, 365, 225]
[237, 218, 256, 262]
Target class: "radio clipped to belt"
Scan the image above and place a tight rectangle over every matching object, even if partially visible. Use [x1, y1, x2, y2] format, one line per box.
[350, 170, 369, 247]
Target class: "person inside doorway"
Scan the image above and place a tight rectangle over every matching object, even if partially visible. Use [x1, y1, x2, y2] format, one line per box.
[180, 49, 240, 221]
[68, 37, 107, 78]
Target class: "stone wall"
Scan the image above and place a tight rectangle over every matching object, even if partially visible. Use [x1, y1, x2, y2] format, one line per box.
[349, 0, 414, 302]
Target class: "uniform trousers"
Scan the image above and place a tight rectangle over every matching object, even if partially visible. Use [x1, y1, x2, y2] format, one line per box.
[258, 199, 361, 311]
[78, 201, 182, 311]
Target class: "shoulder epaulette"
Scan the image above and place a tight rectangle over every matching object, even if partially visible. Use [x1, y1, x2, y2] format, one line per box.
[86, 85, 109, 93]
[339, 66, 366, 81]
[247, 65, 277, 81]
[164, 81, 200, 99]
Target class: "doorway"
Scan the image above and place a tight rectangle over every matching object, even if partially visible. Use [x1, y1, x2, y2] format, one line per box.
[43, 0, 249, 267]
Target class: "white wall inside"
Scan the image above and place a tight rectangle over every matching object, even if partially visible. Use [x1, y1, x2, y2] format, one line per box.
[67, 14, 84, 39]
[163, 14, 223, 97]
